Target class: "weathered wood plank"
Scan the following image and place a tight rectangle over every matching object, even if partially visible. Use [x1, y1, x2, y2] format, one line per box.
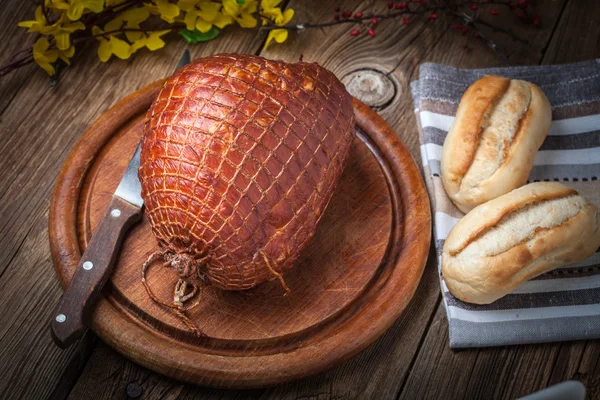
[0, 2, 266, 397]
[48, 331, 99, 400]
[572, 342, 600, 399]
[0, 205, 95, 400]
[0, 2, 38, 117]
[67, 342, 188, 400]
[542, 0, 600, 64]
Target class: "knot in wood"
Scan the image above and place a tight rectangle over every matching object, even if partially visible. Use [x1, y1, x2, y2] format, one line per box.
[342, 69, 396, 110]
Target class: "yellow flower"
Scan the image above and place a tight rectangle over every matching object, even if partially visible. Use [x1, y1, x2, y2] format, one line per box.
[180, 1, 233, 33]
[264, 8, 293, 49]
[32, 37, 59, 75]
[131, 30, 170, 52]
[19, 6, 86, 35]
[54, 21, 84, 50]
[118, 7, 151, 41]
[222, 0, 257, 28]
[49, 0, 105, 21]
[58, 45, 76, 65]
[32, 36, 74, 76]
[145, 0, 180, 23]
[260, 0, 283, 21]
[92, 26, 132, 62]
[19, 7, 85, 50]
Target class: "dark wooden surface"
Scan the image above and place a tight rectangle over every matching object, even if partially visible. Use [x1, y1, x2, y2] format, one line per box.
[1, 0, 599, 399]
[48, 77, 430, 387]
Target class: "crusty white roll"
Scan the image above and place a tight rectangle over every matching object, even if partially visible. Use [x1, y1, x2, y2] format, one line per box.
[442, 182, 600, 304]
[441, 75, 552, 213]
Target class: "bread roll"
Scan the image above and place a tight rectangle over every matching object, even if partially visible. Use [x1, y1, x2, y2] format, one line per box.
[441, 75, 552, 213]
[442, 182, 600, 304]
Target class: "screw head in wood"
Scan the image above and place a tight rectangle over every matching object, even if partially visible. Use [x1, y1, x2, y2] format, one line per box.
[56, 314, 66, 323]
[126, 382, 143, 398]
[82, 261, 93, 270]
[111, 209, 121, 217]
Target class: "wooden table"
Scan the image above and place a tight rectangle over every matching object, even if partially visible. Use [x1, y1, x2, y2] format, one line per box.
[1, 1, 599, 399]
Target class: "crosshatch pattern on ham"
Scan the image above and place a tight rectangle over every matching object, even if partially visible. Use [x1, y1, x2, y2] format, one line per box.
[139, 54, 355, 290]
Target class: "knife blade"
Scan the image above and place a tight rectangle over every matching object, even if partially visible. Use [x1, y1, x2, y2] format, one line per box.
[51, 50, 191, 348]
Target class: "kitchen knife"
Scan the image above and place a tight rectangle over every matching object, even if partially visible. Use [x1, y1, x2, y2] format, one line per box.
[51, 49, 191, 348]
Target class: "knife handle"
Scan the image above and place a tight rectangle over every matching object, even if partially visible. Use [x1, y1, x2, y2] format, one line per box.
[51, 196, 142, 349]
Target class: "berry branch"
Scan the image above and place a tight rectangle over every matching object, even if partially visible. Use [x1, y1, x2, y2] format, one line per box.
[260, 0, 537, 57]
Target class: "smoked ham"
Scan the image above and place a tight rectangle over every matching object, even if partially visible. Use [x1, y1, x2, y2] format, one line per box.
[139, 54, 355, 291]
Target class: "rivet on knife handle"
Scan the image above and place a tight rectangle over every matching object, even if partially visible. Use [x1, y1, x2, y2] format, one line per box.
[51, 195, 142, 348]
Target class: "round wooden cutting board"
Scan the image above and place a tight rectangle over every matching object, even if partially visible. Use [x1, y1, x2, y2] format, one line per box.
[49, 80, 431, 388]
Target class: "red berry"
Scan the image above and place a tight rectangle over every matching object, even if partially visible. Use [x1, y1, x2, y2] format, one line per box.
[516, 12, 526, 19]
[474, 32, 481, 39]
[461, 26, 469, 35]
[470, 4, 477, 10]
[387, 1, 393, 9]
[489, 9, 499, 15]
[429, 13, 437, 19]
[519, 0, 527, 4]
[354, 12, 363, 18]
[335, 7, 341, 12]
[342, 11, 351, 18]
[334, 14, 340, 20]
[453, 23, 462, 30]
[396, 2, 407, 10]
[403, 16, 410, 24]
[372, 17, 378, 24]
[533, 16, 541, 25]
[368, 28, 376, 37]
[350, 29, 360, 36]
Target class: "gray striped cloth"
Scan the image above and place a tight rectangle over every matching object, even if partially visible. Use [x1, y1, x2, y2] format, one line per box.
[410, 60, 600, 348]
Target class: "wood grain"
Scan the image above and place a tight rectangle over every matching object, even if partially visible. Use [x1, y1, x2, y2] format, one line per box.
[1, 0, 599, 398]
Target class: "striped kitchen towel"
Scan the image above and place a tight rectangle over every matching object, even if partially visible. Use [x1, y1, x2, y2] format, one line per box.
[410, 60, 600, 348]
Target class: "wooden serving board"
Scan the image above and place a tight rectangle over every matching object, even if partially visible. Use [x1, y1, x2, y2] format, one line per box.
[49, 80, 431, 388]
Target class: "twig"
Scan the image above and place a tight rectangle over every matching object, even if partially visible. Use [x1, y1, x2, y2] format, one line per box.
[9, 48, 33, 63]
[471, 17, 528, 43]
[0, 53, 33, 76]
[104, 0, 143, 13]
[41, 0, 52, 25]
[86, 0, 144, 30]
[254, 0, 262, 24]
[259, 1, 527, 47]
[452, 11, 510, 62]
